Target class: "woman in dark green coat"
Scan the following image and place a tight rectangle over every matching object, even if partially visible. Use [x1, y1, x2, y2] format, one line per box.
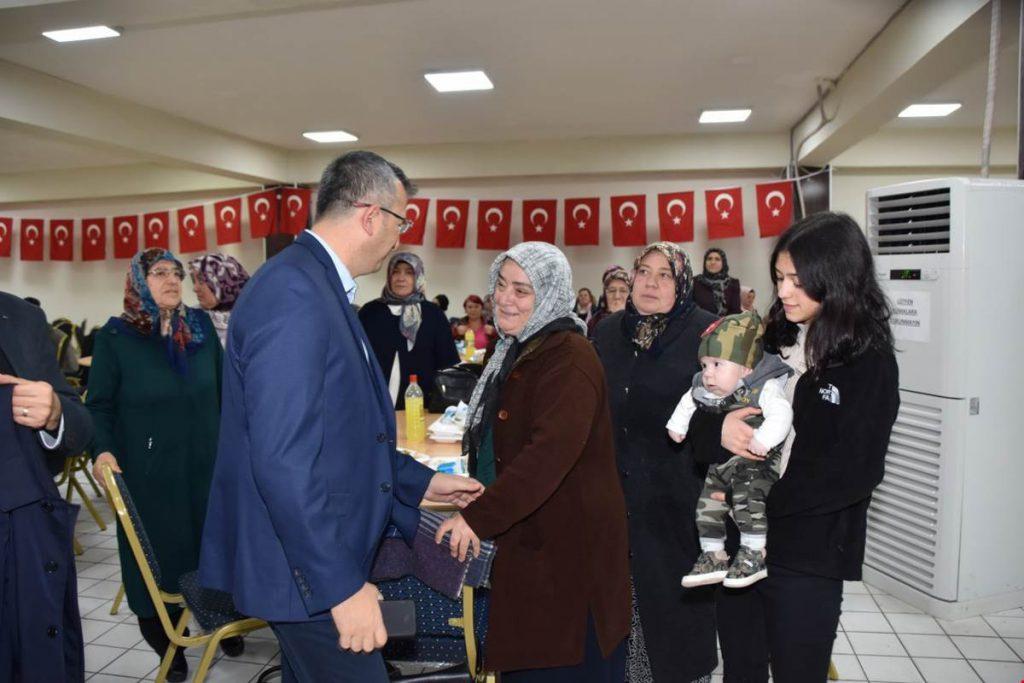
[87, 248, 235, 682]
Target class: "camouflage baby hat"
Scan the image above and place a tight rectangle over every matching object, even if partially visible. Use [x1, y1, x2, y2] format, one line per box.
[697, 310, 764, 369]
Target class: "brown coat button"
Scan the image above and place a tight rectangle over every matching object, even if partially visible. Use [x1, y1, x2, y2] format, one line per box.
[497, 409, 509, 420]
[510, 371, 522, 380]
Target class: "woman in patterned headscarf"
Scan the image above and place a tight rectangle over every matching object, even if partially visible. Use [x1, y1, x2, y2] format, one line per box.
[693, 247, 741, 317]
[359, 252, 458, 409]
[188, 253, 251, 347]
[436, 242, 630, 680]
[592, 242, 720, 683]
[87, 249, 241, 681]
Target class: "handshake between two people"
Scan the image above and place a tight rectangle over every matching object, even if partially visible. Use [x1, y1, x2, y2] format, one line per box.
[333, 471, 485, 654]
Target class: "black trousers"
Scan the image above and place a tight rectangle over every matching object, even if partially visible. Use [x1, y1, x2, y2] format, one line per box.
[716, 527, 842, 683]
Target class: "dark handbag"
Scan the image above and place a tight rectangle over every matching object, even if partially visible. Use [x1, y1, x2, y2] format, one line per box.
[428, 364, 482, 413]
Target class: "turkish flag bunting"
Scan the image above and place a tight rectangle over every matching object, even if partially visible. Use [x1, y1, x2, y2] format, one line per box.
[177, 206, 207, 253]
[247, 191, 278, 238]
[0, 217, 13, 258]
[214, 198, 243, 245]
[82, 218, 107, 261]
[113, 215, 139, 259]
[658, 191, 695, 242]
[281, 188, 312, 235]
[610, 194, 648, 246]
[521, 200, 557, 244]
[20, 219, 44, 261]
[435, 200, 469, 249]
[143, 211, 171, 249]
[705, 187, 744, 239]
[755, 181, 795, 238]
[477, 200, 512, 250]
[400, 198, 429, 246]
[49, 219, 74, 261]
[563, 198, 600, 246]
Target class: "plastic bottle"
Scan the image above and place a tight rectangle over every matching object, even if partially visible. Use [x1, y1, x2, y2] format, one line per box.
[405, 375, 426, 442]
[464, 328, 476, 362]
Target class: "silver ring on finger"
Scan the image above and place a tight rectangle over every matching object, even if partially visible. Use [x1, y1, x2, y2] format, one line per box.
[21, 407, 29, 417]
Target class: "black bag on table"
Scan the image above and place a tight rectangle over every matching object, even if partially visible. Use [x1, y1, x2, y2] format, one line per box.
[428, 363, 482, 413]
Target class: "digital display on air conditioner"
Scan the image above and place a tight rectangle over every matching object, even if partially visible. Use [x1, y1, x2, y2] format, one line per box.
[890, 269, 922, 281]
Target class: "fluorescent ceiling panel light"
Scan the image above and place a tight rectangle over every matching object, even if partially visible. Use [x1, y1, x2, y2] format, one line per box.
[302, 130, 359, 143]
[42, 25, 120, 42]
[898, 103, 962, 118]
[424, 70, 494, 93]
[699, 108, 752, 124]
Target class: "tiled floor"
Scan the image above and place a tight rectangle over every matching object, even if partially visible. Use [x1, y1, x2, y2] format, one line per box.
[70, 496, 1024, 682]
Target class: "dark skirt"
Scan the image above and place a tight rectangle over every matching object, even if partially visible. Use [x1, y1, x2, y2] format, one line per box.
[502, 614, 625, 683]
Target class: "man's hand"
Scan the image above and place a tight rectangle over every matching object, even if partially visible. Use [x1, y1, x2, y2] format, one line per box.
[435, 512, 481, 562]
[423, 473, 484, 509]
[92, 452, 122, 489]
[331, 583, 387, 653]
[0, 374, 61, 431]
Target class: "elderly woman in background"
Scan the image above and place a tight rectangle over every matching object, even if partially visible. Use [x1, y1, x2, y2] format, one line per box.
[359, 252, 459, 409]
[574, 287, 597, 323]
[693, 247, 741, 317]
[587, 265, 631, 337]
[87, 249, 239, 682]
[436, 242, 630, 681]
[592, 242, 719, 682]
[188, 253, 251, 347]
[453, 294, 497, 349]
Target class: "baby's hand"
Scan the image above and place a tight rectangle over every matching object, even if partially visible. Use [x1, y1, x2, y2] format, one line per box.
[748, 439, 768, 456]
[667, 429, 685, 443]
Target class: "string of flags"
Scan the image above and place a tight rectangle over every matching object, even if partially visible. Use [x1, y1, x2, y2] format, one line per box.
[0, 178, 804, 262]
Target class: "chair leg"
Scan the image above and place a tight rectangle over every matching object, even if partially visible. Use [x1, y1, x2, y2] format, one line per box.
[73, 536, 83, 556]
[109, 583, 125, 615]
[156, 610, 191, 683]
[828, 658, 839, 680]
[193, 635, 223, 683]
[462, 587, 477, 678]
[71, 476, 107, 530]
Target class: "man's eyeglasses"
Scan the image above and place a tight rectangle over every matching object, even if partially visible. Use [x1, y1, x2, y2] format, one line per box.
[349, 202, 414, 235]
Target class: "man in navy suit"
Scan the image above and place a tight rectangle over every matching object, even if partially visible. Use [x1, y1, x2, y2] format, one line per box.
[199, 151, 483, 682]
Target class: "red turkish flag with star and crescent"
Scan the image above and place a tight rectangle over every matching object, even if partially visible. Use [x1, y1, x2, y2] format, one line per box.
[214, 198, 243, 245]
[521, 200, 557, 244]
[755, 180, 795, 238]
[281, 188, 312, 235]
[247, 191, 279, 238]
[82, 218, 107, 261]
[705, 187, 744, 239]
[400, 198, 429, 246]
[477, 200, 512, 250]
[113, 216, 139, 259]
[658, 191, 695, 242]
[143, 211, 170, 249]
[435, 200, 469, 249]
[49, 219, 74, 261]
[177, 206, 207, 253]
[610, 194, 648, 246]
[0, 217, 14, 258]
[563, 198, 600, 246]
[20, 219, 44, 261]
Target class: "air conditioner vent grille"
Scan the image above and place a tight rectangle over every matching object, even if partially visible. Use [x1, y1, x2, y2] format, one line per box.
[869, 187, 951, 255]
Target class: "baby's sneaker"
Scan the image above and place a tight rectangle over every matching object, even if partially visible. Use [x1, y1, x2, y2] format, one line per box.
[682, 551, 729, 587]
[723, 545, 767, 588]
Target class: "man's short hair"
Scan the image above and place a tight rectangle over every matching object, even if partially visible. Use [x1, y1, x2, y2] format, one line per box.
[315, 151, 417, 221]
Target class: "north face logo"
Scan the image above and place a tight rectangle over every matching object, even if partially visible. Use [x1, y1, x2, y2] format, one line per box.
[819, 383, 840, 405]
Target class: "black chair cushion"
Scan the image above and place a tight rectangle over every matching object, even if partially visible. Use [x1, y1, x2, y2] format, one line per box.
[178, 570, 249, 631]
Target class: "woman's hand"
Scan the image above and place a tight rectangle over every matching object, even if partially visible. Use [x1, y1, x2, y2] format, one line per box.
[721, 408, 765, 461]
[435, 512, 481, 562]
[454, 324, 468, 336]
[92, 452, 122, 489]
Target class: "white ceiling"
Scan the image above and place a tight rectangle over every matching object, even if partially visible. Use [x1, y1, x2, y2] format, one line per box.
[0, 124, 142, 173]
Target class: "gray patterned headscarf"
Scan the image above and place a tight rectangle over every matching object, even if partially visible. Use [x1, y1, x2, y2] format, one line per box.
[464, 242, 586, 444]
[380, 252, 427, 345]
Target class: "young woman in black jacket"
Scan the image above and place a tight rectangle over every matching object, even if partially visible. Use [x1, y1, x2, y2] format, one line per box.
[690, 212, 900, 682]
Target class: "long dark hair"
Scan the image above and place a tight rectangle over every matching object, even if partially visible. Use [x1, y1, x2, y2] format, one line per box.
[763, 212, 893, 375]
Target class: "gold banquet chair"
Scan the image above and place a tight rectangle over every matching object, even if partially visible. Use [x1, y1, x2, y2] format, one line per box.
[99, 463, 267, 683]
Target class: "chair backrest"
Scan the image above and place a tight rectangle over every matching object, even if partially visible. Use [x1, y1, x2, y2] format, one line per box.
[101, 466, 163, 588]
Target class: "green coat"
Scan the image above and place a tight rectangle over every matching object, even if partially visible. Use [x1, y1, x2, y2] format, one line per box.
[86, 314, 222, 618]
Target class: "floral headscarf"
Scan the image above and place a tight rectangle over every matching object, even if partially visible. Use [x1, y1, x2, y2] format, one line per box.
[188, 253, 251, 311]
[380, 252, 427, 345]
[119, 248, 206, 374]
[622, 241, 695, 352]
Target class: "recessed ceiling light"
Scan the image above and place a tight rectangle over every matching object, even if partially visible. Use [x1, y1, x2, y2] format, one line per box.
[699, 108, 752, 124]
[302, 130, 359, 143]
[424, 70, 494, 93]
[42, 25, 121, 43]
[898, 103, 962, 118]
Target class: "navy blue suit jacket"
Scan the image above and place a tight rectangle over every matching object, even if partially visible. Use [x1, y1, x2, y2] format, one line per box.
[198, 232, 434, 622]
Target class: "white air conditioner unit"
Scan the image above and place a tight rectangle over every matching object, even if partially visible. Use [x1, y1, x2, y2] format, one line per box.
[862, 177, 1024, 619]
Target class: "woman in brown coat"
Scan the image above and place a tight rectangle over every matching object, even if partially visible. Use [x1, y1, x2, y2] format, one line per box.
[436, 241, 630, 681]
